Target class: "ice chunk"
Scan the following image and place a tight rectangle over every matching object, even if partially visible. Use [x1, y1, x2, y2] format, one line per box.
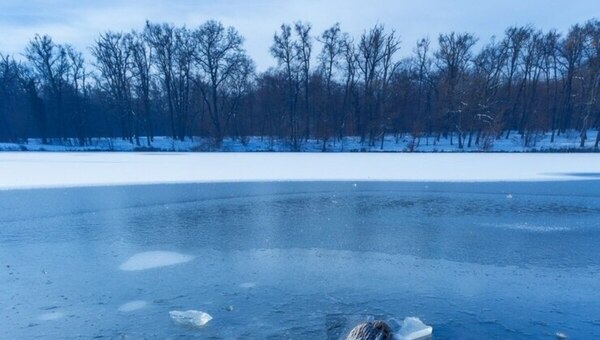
[38, 311, 64, 321]
[169, 310, 212, 328]
[118, 300, 148, 312]
[394, 317, 432, 340]
[119, 251, 193, 271]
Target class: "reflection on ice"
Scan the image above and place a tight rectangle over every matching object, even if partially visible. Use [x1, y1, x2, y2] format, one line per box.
[118, 300, 148, 312]
[119, 251, 193, 271]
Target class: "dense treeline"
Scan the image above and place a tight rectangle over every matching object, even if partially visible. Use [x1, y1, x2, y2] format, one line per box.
[1, 19, 600, 149]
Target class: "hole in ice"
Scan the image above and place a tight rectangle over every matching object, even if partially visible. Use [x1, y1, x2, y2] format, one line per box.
[38, 311, 64, 321]
[118, 300, 148, 312]
[119, 251, 194, 271]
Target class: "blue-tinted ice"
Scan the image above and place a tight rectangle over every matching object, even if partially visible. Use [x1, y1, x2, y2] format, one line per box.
[1, 181, 600, 339]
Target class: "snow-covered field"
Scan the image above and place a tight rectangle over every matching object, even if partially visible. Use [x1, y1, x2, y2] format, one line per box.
[0, 130, 598, 152]
[0, 152, 599, 190]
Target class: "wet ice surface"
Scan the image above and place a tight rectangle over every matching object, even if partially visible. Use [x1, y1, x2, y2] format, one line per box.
[1, 182, 600, 339]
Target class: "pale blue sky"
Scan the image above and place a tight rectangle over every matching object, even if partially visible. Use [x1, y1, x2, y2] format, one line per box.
[0, 0, 598, 70]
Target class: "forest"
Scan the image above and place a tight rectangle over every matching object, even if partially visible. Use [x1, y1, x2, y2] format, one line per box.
[1, 19, 600, 150]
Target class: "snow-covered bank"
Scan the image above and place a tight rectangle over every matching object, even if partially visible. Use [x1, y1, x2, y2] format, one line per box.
[0, 153, 599, 190]
[0, 130, 598, 152]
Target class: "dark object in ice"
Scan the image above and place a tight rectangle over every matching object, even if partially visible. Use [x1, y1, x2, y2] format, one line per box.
[346, 320, 393, 340]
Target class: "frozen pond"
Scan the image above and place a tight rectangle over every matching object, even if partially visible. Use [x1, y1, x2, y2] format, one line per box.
[2, 181, 600, 339]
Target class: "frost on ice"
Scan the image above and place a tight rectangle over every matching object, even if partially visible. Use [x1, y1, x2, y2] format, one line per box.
[169, 310, 213, 328]
[394, 317, 432, 340]
[118, 300, 148, 312]
[119, 251, 194, 271]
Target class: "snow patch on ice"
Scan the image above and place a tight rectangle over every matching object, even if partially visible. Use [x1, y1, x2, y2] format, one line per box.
[119, 251, 194, 271]
[38, 311, 64, 321]
[239, 282, 256, 289]
[118, 300, 148, 312]
[169, 310, 212, 328]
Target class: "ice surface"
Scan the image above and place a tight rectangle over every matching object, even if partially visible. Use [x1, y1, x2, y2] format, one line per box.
[169, 310, 213, 328]
[119, 251, 193, 271]
[1, 153, 599, 190]
[394, 317, 432, 340]
[2, 182, 600, 338]
[118, 300, 148, 312]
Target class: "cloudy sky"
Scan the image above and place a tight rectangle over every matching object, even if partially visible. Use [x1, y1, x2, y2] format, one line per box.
[0, 0, 598, 70]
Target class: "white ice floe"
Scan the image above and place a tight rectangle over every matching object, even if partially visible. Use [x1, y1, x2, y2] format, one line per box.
[38, 311, 64, 321]
[119, 251, 194, 271]
[394, 317, 433, 340]
[118, 300, 148, 312]
[169, 310, 213, 328]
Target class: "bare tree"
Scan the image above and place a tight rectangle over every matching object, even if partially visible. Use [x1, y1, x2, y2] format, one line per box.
[580, 20, 600, 148]
[65, 46, 88, 145]
[294, 21, 313, 140]
[355, 25, 401, 146]
[271, 24, 301, 149]
[130, 31, 154, 145]
[194, 20, 251, 144]
[501, 26, 532, 137]
[91, 32, 135, 143]
[318, 23, 345, 147]
[435, 32, 477, 148]
[560, 24, 586, 133]
[25, 35, 70, 140]
[0, 54, 23, 141]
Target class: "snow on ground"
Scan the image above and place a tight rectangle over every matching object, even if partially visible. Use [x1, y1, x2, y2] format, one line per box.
[0, 130, 598, 152]
[0, 152, 599, 190]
